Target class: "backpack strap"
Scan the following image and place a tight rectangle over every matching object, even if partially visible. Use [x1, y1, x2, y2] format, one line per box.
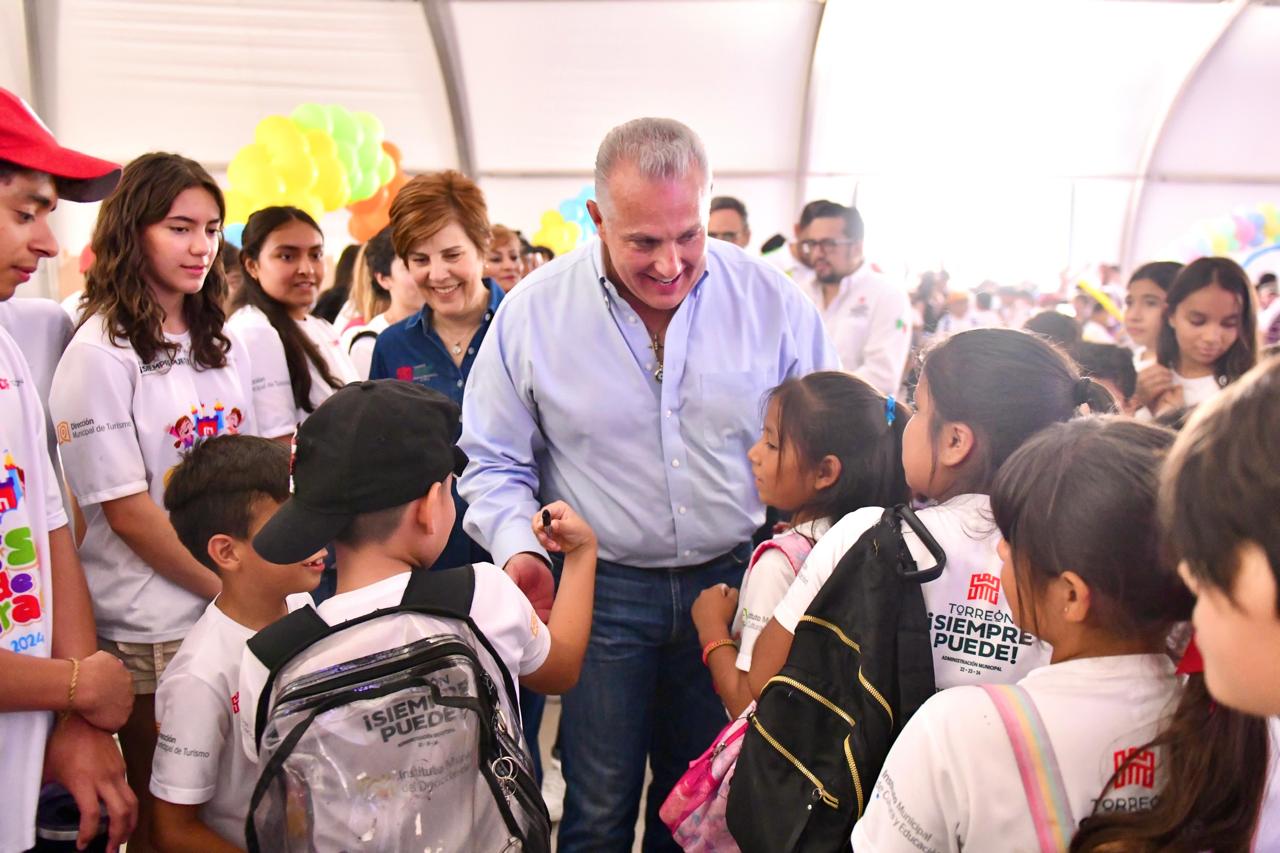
[981, 684, 1076, 853]
[400, 561, 476, 616]
[347, 328, 379, 353]
[748, 529, 815, 577]
[893, 504, 946, 583]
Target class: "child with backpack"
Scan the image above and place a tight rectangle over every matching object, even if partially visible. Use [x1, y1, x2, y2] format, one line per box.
[750, 328, 1115, 693]
[723, 330, 1115, 851]
[691, 371, 910, 718]
[854, 417, 1272, 853]
[149, 436, 326, 852]
[238, 380, 597, 852]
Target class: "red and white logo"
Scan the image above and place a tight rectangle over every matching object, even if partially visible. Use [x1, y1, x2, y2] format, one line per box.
[967, 572, 1001, 605]
[231, 691, 240, 715]
[1113, 747, 1156, 789]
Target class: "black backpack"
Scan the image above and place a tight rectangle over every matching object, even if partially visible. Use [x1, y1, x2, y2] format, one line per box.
[726, 506, 943, 852]
[244, 565, 551, 853]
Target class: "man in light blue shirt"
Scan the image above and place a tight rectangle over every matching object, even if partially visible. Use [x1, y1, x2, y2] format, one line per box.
[459, 117, 836, 852]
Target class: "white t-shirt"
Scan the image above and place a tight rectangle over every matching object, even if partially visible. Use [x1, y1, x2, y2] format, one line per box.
[797, 265, 912, 395]
[226, 306, 359, 438]
[773, 495, 1050, 691]
[0, 298, 74, 507]
[150, 600, 258, 846]
[1171, 370, 1223, 408]
[1257, 718, 1280, 850]
[852, 654, 1178, 853]
[732, 518, 830, 672]
[49, 313, 257, 643]
[0, 326, 69, 853]
[339, 313, 390, 380]
[238, 563, 551, 762]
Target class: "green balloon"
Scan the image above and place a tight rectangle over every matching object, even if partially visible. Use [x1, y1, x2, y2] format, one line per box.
[357, 142, 380, 172]
[290, 103, 331, 134]
[335, 141, 360, 181]
[328, 106, 362, 148]
[375, 152, 395, 187]
[351, 170, 380, 202]
[353, 111, 385, 148]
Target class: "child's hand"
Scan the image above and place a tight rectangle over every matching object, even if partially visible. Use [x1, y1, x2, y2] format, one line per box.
[533, 501, 597, 556]
[692, 583, 739, 644]
[1153, 383, 1185, 417]
[1135, 363, 1174, 411]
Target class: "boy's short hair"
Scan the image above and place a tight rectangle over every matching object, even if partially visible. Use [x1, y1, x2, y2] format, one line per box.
[1072, 341, 1137, 400]
[1163, 357, 1280, 611]
[336, 504, 410, 549]
[164, 435, 291, 572]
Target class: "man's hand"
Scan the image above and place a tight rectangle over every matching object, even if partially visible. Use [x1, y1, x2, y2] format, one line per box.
[43, 714, 138, 853]
[504, 552, 555, 622]
[72, 651, 134, 732]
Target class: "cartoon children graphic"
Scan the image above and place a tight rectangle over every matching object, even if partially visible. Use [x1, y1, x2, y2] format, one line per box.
[226, 408, 244, 435]
[168, 416, 195, 450]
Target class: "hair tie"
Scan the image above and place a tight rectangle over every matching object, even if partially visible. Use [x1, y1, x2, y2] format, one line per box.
[885, 394, 896, 426]
[1072, 377, 1093, 407]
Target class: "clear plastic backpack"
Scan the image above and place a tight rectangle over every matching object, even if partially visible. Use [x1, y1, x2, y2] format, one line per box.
[244, 565, 551, 852]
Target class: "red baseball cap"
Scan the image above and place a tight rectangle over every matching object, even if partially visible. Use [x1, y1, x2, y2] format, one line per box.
[0, 88, 120, 202]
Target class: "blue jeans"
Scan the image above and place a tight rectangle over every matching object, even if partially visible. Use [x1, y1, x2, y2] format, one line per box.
[552, 545, 749, 853]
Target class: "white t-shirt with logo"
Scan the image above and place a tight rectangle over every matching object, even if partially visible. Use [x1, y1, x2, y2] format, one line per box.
[796, 264, 912, 395]
[339, 313, 391, 380]
[773, 495, 1051, 691]
[227, 306, 359, 438]
[49, 314, 257, 643]
[852, 654, 1179, 852]
[238, 563, 551, 762]
[150, 600, 258, 846]
[0, 326, 69, 853]
[1172, 370, 1223, 408]
[732, 518, 830, 672]
[0, 298, 75, 512]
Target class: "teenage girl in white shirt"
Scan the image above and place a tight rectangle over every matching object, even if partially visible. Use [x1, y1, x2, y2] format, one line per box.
[1133, 257, 1259, 418]
[691, 371, 910, 717]
[50, 153, 255, 851]
[1123, 260, 1181, 369]
[854, 417, 1271, 852]
[226, 207, 358, 439]
[749, 328, 1117, 696]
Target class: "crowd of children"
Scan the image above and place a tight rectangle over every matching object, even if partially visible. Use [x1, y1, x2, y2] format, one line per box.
[2, 85, 1280, 853]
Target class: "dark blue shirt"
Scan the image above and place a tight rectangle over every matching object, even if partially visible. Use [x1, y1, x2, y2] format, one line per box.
[369, 279, 504, 404]
[368, 279, 504, 571]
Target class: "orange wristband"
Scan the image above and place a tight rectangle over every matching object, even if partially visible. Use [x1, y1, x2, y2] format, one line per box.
[701, 638, 737, 667]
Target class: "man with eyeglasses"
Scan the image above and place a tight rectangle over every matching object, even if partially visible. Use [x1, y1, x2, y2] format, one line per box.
[794, 200, 912, 395]
[707, 195, 751, 249]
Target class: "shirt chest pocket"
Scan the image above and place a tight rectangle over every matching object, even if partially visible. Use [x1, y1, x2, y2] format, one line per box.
[694, 370, 762, 450]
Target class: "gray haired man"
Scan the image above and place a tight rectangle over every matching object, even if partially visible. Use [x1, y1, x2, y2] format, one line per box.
[459, 117, 837, 851]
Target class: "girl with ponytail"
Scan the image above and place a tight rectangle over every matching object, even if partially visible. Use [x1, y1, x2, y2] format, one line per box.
[692, 372, 911, 717]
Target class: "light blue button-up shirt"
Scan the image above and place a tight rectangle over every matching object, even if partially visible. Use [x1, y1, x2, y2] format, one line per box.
[458, 238, 838, 569]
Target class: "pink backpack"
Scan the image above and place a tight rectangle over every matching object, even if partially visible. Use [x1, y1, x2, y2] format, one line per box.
[660, 529, 815, 852]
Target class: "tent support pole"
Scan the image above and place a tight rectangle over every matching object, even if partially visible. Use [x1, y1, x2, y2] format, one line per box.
[418, 0, 477, 177]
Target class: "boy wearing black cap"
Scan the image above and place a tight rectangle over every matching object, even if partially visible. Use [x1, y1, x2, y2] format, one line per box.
[241, 380, 597, 757]
[0, 87, 134, 853]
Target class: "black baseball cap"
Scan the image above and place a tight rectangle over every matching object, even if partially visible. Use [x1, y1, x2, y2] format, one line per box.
[253, 380, 468, 565]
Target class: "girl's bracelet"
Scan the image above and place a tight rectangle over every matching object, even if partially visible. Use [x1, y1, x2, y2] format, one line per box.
[701, 638, 737, 667]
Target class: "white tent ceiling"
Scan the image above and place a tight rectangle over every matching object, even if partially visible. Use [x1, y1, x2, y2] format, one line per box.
[4, 0, 1278, 295]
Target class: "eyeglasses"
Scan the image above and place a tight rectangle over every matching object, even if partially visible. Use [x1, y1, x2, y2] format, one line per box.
[708, 231, 741, 243]
[797, 238, 856, 256]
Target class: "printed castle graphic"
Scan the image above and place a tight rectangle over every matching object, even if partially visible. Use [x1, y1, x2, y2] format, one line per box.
[0, 451, 25, 521]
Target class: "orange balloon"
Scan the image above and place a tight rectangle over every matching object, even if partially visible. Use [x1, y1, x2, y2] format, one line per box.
[348, 185, 389, 217]
[348, 208, 392, 242]
[387, 171, 409, 197]
[381, 140, 402, 166]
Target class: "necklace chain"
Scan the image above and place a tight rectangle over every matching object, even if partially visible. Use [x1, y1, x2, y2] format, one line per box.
[650, 332, 664, 383]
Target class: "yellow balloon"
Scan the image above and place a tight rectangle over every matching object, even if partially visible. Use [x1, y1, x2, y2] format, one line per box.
[1210, 234, 1231, 255]
[303, 128, 338, 160]
[223, 188, 253, 225]
[313, 155, 350, 211]
[276, 154, 319, 196]
[255, 115, 308, 159]
[227, 144, 274, 193]
[299, 194, 325, 223]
